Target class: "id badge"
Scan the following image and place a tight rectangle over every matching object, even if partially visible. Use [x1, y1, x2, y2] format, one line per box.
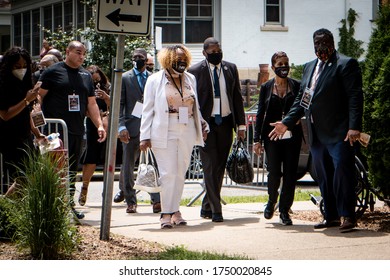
[131, 101, 143, 118]
[300, 87, 313, 109]
[68, 94, 80, 111]
[179, 107, 189, 124]
[31, 110, 46, 128]
[212, 97, 221, 115]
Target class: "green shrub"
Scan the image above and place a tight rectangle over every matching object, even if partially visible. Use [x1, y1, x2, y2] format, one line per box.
[0, 198, 17, 241]
[290, 63, 304, 81]
[362, 4, 390, 199]
[9, 148, 79, 259]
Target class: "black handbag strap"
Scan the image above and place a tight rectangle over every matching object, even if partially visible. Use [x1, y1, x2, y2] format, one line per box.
[146, 148, 160, 177]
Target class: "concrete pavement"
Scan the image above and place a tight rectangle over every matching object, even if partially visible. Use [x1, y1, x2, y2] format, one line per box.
[76, 181, 390, 260]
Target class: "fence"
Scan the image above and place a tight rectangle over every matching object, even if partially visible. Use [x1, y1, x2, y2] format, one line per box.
[184, 112, 269, 206]
[0, 118, 69, 195]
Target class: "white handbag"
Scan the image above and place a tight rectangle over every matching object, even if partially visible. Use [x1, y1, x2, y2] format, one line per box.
[134, 148, 162, 193]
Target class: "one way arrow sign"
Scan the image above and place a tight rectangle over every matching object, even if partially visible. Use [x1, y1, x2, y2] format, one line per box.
[96, 0, 151, 35]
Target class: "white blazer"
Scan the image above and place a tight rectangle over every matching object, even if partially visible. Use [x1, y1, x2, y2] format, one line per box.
[140, 69, 205, 148]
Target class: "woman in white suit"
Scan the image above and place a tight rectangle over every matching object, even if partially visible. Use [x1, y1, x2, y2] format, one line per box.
[140, 45, 208, 229]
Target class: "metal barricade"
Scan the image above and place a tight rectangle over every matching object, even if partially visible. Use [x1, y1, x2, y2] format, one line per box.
[40, 119, 70, 192]
[185, 112, 268, 206]
[0, 118, 69, 195]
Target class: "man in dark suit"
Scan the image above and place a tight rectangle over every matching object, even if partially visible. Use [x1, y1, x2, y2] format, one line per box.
[188, 37, 246, 222]
[115, 48, 161, 214]
[270, 28, 363, 232]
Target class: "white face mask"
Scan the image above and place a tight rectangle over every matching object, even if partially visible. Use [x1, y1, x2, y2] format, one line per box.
[12, 68, 27, 80]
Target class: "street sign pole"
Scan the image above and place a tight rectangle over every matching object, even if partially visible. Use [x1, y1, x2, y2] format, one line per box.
[96, 0, 151, 241]
[100, 35, 125, 241]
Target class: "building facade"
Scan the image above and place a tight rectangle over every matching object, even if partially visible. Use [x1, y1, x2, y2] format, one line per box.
[0, 0, 384, 79]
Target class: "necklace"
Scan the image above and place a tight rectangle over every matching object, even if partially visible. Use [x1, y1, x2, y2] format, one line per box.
[274, 83, 288, 98]
[274, 82, 289, 118]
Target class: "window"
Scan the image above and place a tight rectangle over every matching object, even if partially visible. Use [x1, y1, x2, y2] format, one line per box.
[155, 0, 182, 43]
[12, 1, 93, 56]
[64, 1, 73, 32]
[53, 3, 62, 30]
[14, 13, 22, 46]
[32, 9, 40, 55]
[77, 0, 85, 29]
[185, 0, 213, 43]
[155, 0, 214, 44]
[43, 6, 53, 30]
[265, 0, 282, 25]
[22, 12, 31, 51]
[261, 0, 287, 31]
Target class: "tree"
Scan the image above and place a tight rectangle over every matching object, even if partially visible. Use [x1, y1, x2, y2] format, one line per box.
[362, 4, 390, 199]
[338, 8, 365, 59]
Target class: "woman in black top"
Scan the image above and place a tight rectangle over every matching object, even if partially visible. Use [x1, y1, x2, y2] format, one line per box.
[78, 65, 111, 206]
[253, 51, 302, 225]
[0, 46, 44, 194]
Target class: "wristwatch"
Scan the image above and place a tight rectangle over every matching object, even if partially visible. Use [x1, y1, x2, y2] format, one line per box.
[24, 98, 30, 106]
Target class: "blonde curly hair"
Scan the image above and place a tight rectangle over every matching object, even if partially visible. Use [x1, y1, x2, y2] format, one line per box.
[158, 44, 192, 70]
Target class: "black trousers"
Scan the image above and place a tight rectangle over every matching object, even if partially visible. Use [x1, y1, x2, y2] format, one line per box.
[67, 134, 84, 198]
[263, 129, 302, 213]
[200, 115, 233, 214]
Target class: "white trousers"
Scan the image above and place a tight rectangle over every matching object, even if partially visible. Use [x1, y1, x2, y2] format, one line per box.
[152, 115, 196, 214]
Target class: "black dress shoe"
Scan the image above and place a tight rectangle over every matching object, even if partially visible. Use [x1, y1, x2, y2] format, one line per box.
[200, 209, 212, 219]
[113, 191, 124, 203]
[212, 213, 224, 223]
[264, 202, 276, 219]
[279, 212, 293, 226]
[314, 219, 341, 229]
[339, 217, 357, 232]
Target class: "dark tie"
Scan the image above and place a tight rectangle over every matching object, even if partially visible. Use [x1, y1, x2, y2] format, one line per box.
[213, 67, 222, 125]
[139, 73, 146, 91]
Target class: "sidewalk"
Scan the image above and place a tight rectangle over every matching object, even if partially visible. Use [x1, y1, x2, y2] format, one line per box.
[77, 184, 390, 259]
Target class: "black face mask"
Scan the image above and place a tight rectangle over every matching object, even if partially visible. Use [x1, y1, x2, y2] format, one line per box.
[206, 52, 223, 65]
[146, 66, 154, 72]
[172, 61, 187, 73]
[274, 66, 290, 78]
[133, 59, 146, 70]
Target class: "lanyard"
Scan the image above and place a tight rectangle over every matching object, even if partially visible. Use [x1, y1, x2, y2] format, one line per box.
[168, 70, 183, 99]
